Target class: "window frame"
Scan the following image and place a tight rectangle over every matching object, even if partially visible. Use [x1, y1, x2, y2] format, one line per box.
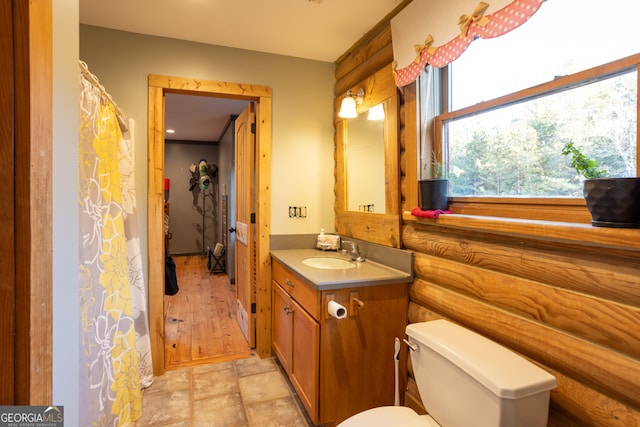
[433, 53, 640, 223]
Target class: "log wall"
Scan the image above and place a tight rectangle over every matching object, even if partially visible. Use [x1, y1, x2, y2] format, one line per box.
[336, 14, 640, 427]
[402, 217, 640, 426]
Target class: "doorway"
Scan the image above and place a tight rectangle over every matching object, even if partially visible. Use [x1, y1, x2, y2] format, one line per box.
[147, 75, 273, 376]
[163, 92, 246, 260]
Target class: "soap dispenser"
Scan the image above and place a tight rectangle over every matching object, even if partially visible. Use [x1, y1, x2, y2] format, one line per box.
[316, 229, 326, 250]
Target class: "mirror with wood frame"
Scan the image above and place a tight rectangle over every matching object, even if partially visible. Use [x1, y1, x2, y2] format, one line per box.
[346, 110, 386, 213]
[335, 66, 401, 248]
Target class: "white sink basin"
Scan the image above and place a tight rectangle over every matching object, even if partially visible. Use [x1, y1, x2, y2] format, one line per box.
[301, 257, 355, 270]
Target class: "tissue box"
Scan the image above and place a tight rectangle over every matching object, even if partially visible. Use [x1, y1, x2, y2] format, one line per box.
[316, 234, 340, 250]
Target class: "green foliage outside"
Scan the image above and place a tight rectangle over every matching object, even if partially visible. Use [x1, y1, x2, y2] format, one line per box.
[561, 142, 607, 179]
[447, 71, 637, 197]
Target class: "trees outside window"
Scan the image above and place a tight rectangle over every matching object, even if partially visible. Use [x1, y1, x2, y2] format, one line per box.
[446, 69, 637, 197]
[437, 0, 639, 199]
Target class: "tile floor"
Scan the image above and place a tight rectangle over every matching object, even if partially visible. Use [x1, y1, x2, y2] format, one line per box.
[137, 356, 315, 427]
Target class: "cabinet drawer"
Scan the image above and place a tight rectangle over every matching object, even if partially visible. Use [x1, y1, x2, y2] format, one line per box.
[272, 259, 319, 320]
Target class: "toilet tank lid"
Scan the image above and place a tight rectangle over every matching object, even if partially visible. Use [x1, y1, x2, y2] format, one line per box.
[406, 320, 557, 399]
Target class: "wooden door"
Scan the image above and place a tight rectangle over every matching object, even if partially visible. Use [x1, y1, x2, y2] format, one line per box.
[234, 103, 256, 347]
[0, 0, 15, 403]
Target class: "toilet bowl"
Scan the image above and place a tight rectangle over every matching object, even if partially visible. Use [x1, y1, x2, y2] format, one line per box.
[338, 320, 557, 427]
[338, 406, 439, 427]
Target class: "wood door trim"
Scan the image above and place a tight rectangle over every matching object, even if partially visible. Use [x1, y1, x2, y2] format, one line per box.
[147, 75, 272, 375]
[4, 0, 53, 404]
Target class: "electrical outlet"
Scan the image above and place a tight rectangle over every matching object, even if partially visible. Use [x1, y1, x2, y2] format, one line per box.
[288, 206, 308, 218]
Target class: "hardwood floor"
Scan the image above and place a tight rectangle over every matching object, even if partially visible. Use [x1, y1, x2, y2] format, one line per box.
[164, 255, 253, 370]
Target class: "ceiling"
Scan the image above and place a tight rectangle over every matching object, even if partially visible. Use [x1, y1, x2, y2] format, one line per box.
[80, 0, 404, 142]
[79, 0, 402, 62]
[163, 93, 249, 143]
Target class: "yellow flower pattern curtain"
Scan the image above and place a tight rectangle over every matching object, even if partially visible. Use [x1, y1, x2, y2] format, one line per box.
[79, 62, 153, 426]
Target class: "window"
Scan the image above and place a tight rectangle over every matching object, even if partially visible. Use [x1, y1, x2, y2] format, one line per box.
[437, 0, 639, 199]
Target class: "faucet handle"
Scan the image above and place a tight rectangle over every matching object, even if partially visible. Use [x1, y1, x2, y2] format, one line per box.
[341, 240, 365, 262]
[341, 240, 356, 251]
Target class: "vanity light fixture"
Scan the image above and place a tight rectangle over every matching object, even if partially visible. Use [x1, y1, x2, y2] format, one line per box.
[338, 88, 364, 119]
[367, 103, 385, 120]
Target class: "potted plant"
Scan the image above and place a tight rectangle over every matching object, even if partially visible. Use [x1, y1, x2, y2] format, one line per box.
[418, 151, 449, 211]
[562, 142, 640, 228]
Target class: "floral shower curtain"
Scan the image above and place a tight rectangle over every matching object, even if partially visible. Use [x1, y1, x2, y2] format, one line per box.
[78, 61, 153, 426]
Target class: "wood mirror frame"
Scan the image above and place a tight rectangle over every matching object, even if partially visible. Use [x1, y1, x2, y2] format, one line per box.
[335, 66, 401, 248]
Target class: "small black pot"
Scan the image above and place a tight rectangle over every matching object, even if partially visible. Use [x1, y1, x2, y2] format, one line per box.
[418, 179, 449, 211]
[583, 178, 640, 228]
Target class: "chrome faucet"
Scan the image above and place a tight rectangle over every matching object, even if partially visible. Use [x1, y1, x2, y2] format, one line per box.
[342, 240, 365, 262]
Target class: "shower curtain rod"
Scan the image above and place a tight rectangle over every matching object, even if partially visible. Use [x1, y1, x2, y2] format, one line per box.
[79, 60, 128, 123]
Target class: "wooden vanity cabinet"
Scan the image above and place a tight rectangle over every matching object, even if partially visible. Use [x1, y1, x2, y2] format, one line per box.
[271, 280, 319, 418]
[271, 258, 408, 426]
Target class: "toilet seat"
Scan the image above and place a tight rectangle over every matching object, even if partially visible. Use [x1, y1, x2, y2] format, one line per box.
[337, 406, 440, 427]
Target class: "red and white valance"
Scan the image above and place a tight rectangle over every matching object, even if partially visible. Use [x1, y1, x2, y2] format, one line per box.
[391, 0, 546, 87]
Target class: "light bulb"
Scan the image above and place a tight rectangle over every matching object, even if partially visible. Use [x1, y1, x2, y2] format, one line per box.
[368, 104, 385, 120]
[338, 96, 358, 118]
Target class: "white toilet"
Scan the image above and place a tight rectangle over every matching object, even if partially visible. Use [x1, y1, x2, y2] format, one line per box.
[338, 319, 557, 427]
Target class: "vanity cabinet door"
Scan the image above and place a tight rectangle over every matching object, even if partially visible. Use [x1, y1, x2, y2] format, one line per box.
[272, 282, 293, 373]
[290, 298, 319, 422]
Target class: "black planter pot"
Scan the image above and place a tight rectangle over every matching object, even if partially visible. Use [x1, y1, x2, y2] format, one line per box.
[583, 178, 640, 228]
[418, 179, 449, 211]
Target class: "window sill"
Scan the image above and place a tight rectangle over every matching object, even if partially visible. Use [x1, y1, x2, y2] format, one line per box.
[447, 196, 591, 224]
[402, 211, 640, 251]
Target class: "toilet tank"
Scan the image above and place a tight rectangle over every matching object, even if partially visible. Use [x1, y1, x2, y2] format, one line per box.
[406, 320, 557, 427]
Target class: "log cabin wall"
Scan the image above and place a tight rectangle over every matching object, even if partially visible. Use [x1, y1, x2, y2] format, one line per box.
[335, 15, 640, 427]
[401, 217, 640, 426]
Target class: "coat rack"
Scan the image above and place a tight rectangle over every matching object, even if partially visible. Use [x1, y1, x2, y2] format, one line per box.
[200, 187, 208, 256]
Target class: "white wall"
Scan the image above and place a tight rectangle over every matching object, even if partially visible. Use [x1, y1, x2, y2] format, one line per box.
[52, 0, 80, 424]
[79, 25, 337, 283]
